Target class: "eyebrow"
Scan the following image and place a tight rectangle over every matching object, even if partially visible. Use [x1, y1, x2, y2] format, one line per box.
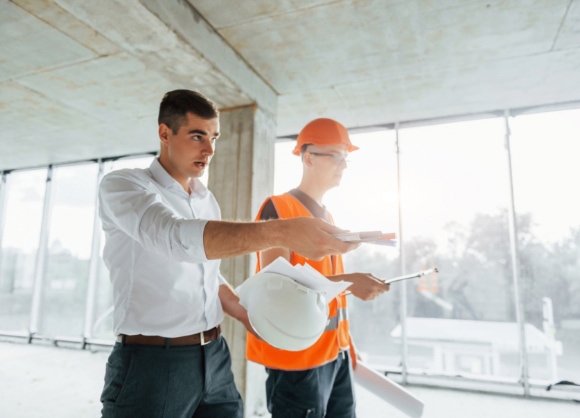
[187, 129, 220, 138]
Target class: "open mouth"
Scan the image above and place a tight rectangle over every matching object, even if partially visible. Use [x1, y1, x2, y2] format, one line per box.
[194, 161, 208, 169]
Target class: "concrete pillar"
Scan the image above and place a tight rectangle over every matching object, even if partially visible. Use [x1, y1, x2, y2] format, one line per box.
[208, 104, 276, 416]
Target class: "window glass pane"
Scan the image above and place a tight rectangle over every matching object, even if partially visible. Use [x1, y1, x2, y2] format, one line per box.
[397, 118, 520, 379]
[273, 141, 302, 195]
[510, 109, 580, 384]
[39, 163, 99, 338]
[0, 169, 47, 332]
[91, 237, 113, 340]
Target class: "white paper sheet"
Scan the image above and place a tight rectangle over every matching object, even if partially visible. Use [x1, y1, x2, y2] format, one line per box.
[260, 257, 350, 300]
[353, 361, 424, 418]
[334, 231, 396, 243]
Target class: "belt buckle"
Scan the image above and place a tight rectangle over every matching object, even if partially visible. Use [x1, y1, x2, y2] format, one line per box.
[200, 330, 208, 346]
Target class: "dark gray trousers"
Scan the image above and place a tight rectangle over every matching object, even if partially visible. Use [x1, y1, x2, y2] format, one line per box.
[100, 336, 243, 418]
[266, 351, 356, 418]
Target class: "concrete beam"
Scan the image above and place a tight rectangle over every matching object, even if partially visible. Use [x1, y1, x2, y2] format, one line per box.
[141, 0, 278, 117]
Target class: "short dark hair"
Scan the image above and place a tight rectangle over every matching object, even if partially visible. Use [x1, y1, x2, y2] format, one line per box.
[158, 89, 219, 134]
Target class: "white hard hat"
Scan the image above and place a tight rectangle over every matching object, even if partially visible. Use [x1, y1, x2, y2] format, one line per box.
[237, 271, 328, 351]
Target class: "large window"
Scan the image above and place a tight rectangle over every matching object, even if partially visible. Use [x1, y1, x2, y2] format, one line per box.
[273, 109, 580, 392]
[0, 169, 47, 333]
[0, 155, 157, 342]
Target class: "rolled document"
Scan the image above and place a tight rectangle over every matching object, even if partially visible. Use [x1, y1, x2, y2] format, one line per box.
[353, 361, 424, 418]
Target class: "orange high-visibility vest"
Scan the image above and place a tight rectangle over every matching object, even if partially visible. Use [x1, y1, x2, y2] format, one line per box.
[245, 193, 351, 370]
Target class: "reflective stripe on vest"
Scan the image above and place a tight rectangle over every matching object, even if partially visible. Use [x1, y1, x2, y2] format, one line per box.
[325, 307, 348, 332]
[246, 193, 352, 371]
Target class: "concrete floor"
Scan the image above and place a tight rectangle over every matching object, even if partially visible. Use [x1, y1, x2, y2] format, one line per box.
[0, 340, 578, 418]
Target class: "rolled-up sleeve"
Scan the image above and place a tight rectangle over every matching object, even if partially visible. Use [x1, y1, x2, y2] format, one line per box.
[178, 218, 209, 262]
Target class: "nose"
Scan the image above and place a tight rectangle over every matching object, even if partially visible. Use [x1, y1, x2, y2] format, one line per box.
[202, 140, 215, 157]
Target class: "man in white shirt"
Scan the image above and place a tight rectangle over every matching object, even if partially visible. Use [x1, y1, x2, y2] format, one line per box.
[98, 90, 360, 418]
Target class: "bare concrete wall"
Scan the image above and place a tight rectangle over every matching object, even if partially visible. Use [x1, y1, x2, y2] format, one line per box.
[208, 104, 276, 416]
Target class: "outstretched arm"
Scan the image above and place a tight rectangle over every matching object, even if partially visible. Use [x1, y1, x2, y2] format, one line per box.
[100, 174, 357, 264]
[204, 217, 359, 261]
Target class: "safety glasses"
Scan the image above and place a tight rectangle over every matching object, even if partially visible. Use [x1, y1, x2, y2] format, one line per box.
[308, 151, 350, 164]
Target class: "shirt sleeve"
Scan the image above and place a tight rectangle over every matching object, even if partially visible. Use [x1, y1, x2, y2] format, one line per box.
[99, 171, 209, 264]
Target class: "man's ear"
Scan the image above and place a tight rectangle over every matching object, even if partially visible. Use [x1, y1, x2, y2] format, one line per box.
[158, 124, 170, 144]
[302, 151, 314, 168]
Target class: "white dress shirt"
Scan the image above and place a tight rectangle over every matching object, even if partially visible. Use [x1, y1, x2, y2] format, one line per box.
[99, 158, 227, 338]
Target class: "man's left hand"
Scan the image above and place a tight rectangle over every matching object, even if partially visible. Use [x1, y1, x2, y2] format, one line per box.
[332, 272, 390, 300]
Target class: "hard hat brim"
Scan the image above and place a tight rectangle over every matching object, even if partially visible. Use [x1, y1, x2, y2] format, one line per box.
[292, 143, 359, 156]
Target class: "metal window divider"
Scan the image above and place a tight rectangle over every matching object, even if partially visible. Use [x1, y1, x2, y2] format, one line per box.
[503, 110, 530, 396]
[395, 121, 409, 384]
[0, 172, 7, 288]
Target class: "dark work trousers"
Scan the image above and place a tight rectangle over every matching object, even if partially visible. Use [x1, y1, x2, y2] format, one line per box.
[100, 336, 243, 418]
[266, 350, 356, 418]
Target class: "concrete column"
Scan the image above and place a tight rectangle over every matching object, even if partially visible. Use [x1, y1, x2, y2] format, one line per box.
[208, 104, 276, 416]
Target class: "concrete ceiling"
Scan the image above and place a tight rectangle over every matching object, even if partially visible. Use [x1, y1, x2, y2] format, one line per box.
[1, 0, 579, 171]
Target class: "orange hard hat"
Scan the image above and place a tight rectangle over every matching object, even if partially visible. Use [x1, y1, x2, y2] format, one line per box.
[292, 118, 359, 156]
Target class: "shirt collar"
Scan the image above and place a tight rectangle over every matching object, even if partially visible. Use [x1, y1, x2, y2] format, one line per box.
[149, 158, 209, 198]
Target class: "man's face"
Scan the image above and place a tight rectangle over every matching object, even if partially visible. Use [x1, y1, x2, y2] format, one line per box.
[305, 143, 349, 188]
[159, 112, 219, 181]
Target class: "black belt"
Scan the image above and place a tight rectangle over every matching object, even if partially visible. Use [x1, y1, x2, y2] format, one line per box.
[117, 325, 221, 347]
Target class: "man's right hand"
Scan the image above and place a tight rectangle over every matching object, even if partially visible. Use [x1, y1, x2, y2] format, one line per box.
[278, 217, 360, 260]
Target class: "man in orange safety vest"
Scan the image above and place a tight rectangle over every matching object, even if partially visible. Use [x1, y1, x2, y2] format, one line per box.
[246, 118, 391, 417]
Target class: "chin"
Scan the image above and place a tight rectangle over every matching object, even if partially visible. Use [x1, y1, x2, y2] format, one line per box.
[189, 170, 204, 178]
[189, 165, 207, 177]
